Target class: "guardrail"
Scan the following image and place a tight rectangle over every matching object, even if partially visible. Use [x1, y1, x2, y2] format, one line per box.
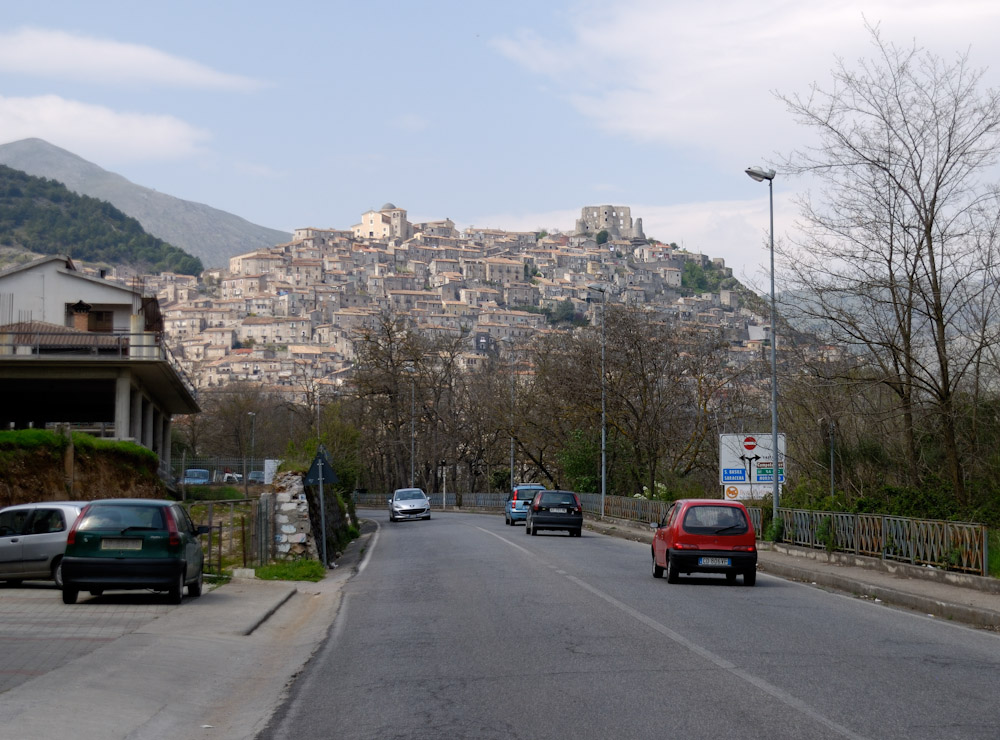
[778, 508, 987, 576]
[354, 491, 985, 575]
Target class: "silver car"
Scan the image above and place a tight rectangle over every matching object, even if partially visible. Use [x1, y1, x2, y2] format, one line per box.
[388, 488, 431, 522]
[0, 501, 86, 588]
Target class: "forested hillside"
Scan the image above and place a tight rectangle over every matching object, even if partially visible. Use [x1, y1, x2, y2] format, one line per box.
[0, 164, 203, 275]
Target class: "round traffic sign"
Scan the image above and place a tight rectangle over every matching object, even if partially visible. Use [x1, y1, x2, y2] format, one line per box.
[725, 486, 739, 499]
[743, 436, 757, 451]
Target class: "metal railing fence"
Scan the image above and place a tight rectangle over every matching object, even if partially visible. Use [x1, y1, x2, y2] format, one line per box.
[185, 497, 273, 570]
[778, 508, 987, 575]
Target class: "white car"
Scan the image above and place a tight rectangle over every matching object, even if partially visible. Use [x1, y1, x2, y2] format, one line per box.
[388, 488, 431, 522]
[0, 501, 86, 587]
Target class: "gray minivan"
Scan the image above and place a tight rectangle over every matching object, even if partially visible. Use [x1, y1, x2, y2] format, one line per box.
[0, 501, 86, 588]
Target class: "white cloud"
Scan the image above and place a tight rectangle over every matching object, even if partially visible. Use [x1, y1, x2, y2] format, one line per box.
[494, 1, 1000, 163]
[0, 27, 261, 90]
[0, 95, 210, 163]
[392, 113, 430, 132]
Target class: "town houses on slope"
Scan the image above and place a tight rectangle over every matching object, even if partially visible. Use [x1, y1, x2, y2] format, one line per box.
[144, 203, 774, 401]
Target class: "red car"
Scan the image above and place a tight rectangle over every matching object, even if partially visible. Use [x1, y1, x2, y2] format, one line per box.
[650, 499, 757, 586]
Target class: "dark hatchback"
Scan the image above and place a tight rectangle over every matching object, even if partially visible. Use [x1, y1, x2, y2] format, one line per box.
[525, 490, 583, 537]
[61, 499, 209, 604]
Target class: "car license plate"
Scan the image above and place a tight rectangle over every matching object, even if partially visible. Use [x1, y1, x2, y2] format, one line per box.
[101, 538, 142, 550]
[551, 507, 567, 513]
[699, 556, 730, 566]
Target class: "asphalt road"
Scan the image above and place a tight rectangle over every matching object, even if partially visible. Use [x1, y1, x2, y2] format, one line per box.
[259, 510, 1000, 740]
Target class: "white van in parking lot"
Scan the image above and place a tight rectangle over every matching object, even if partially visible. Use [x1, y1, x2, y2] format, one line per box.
[0, 501, 86, 588]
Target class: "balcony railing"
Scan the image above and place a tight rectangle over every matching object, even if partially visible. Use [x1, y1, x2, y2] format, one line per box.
[0, 328, 197, 399]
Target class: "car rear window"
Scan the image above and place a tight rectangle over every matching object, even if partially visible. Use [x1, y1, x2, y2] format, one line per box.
[682, 505, 748, 534]
[78, 504, 165, 532]
[539, 492, 577, 507]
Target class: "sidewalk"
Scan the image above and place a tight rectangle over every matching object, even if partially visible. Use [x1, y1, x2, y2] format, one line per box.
[0, 521, 376, 740]
[584, 514, 1000, 629]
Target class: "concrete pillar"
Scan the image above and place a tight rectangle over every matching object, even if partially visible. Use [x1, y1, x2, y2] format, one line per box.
[130, 388, 143, 442]
[114, 373, 131, 440]
[161, 416, 172, 477]
[142, 396, 153, 450]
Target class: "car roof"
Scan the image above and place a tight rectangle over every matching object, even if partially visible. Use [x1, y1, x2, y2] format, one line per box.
[1, 501, 86, 511]
[676, 498, 747, 507]
[84, 499, 177, 506]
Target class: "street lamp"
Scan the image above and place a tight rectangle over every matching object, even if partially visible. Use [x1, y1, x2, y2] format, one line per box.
[501, 337, 516, 492]
[245, 411, 256, 496]
[403, 366, 416, 488]
[587, 283, 607, 519]
[745, 166, 780, 523]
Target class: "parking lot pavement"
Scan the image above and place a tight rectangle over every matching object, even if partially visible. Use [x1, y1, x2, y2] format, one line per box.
[0, 583, 176, 694]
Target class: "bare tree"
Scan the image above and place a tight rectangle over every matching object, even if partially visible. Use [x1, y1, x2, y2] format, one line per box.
[778, 25, 1000, 502]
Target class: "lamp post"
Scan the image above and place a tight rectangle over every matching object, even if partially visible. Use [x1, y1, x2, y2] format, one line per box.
[745, 166, 780, 523]
[245, 411, 255, 497]
[587, 283, 607, 519]
[501, 338, 516, 492]
[403, 367, 416, 488]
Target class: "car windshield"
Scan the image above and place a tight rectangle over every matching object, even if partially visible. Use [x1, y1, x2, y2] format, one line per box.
[514, 488, 543, 499]
[682, 505, 748, 534]
[539, 492, 577, 507]
[395, 490, 425, 501]
[78, 505, 165, 532]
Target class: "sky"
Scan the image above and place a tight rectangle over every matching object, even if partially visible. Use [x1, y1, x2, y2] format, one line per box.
[1, 0, 999, 286]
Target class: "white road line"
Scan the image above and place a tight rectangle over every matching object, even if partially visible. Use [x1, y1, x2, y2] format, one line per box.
[479, 525, 870, 740]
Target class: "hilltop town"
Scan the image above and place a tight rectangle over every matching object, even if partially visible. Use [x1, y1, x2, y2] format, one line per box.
[143, 203, 773, 395]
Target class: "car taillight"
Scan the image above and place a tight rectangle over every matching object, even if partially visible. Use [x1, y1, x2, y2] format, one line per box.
[65, 506, 88, 545]
[674, 542, 699, 550]
[164, 507, 181, 546]
[732, 545, 755, 552]
[573, 494, 582, 512]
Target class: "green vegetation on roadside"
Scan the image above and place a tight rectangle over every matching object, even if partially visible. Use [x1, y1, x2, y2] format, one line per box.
[255, 559, 327, 582]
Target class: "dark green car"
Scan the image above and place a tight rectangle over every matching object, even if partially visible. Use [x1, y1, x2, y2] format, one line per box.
[61, 499, 208, 605]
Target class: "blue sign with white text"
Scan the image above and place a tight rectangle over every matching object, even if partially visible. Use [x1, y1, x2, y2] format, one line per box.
[723, 469, 747, 482]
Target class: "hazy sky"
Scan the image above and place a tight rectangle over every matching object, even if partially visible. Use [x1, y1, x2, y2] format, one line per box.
[1, 1, 998, 284]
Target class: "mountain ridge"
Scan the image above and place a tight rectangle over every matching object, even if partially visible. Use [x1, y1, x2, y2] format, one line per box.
[0, 138, 291, 269]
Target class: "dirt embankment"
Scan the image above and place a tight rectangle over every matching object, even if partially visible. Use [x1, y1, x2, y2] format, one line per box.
[0, 446, 166, 508]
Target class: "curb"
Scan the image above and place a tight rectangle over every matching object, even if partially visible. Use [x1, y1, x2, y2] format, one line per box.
[757, 558, 1000, 628]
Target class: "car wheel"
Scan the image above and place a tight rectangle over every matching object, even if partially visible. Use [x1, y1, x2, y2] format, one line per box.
[665, 555, 679, 583]
[574, 528, 582, 537]
[524, 521, 531, 535]
[4, 579, 23, 587]
[423, 514, 431, 520]
[188, 568, 203, 598]
[52, 557, 64, 589]
[743, 569, 757, 587]
[726, 572, 737, 585]
[168, 570, 185, 604]
[389, 514, 396, 522]
[530, 523, 538, 536]
[62, 588, 78, 604]
[89, 590, 103, 597]
[652, 550, 664, 578]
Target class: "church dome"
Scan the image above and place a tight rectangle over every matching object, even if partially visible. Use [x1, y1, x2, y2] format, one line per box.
[381, 202, 398, 211]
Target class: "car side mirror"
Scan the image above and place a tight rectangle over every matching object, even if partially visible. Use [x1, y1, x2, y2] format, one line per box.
[649, 521, 661, 529]
[387, 498, 392, 505]
[196, 525, 211, 535]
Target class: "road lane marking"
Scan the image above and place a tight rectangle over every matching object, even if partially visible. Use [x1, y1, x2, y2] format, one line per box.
[479, 526, 870, 740]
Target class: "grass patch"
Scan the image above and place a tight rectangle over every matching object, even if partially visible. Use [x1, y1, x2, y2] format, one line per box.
[255, 559, 327, 582]
[988, 529, 1000, 578]
[184, 486, 246, 501]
